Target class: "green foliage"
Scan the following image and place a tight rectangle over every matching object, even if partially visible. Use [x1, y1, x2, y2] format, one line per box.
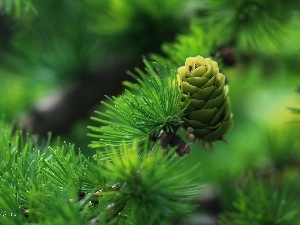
[0, 118, 99, 224]
[218, 174, 300, 225]
[96, 143, 201, 224]
[164, 14, 300, 90]
[1, 1, 299, 224]
[88, 59, 188, 148]
[151, 21, 213, 68]
[0, 118, 201, 224]
[195, 0, 300, 51]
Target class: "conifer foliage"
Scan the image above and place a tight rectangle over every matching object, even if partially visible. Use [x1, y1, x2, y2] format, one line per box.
[1, 0, 300, 224]
[0, 117, 201, 224]
[0, 50, 232, 224]
[88, 60, 187, 148]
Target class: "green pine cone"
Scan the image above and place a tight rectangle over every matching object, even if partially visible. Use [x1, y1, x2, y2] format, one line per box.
[177, 55, 233, 144]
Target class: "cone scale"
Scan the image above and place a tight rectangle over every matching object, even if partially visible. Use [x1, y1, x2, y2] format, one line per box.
[177, 56, 233, 146]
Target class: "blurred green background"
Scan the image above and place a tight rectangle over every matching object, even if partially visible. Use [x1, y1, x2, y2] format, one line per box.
[0, 0, 300, 224]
